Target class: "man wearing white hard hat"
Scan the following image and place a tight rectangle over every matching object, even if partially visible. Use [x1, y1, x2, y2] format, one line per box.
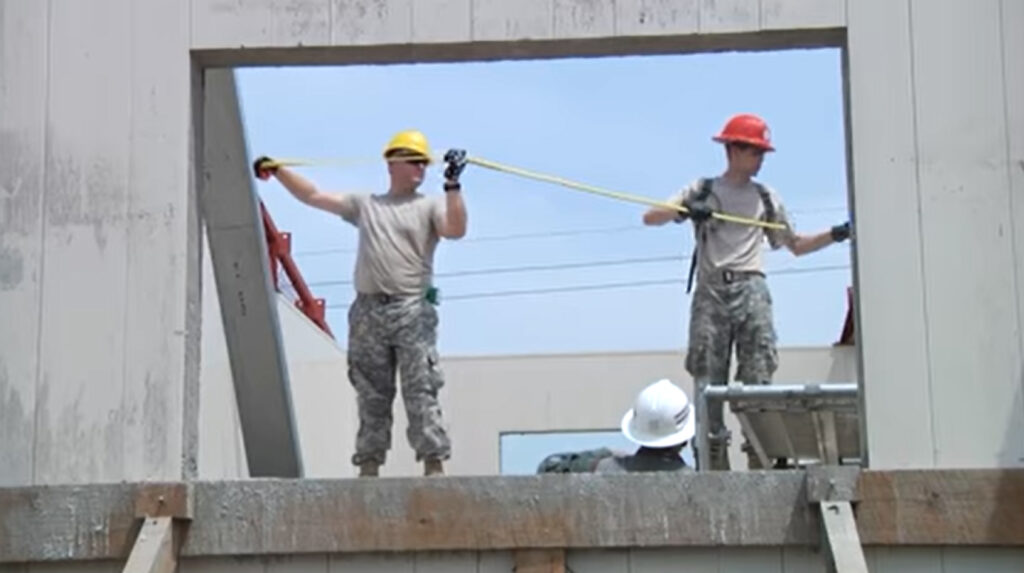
[535, 379, 695, 474]
[593, 378, 695, 473]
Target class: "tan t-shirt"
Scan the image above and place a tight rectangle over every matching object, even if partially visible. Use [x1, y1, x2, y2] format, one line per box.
[338, 192, 446, 296]
[668, 177, 796, 280]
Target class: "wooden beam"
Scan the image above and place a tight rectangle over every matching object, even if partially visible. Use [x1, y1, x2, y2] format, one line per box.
[1, 470, 1022, 564]
[121, 517, 183, 573]
[819, 502, 869, 573]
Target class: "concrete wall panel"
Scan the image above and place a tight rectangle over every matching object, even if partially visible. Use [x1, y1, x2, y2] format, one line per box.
[0, 0, 47, 486]
[697, 0, 760, 34]
[1002, 0, 1024, 468]
[32, 0, 132, 484]
[909, 0, 1022, 468]
[412, 0, 471, 44]
[332, 0, 412, 46]
[845, 0, 934, 468]
[190, 0, 330, 51]
[471, 0, 554, 42]
[760, 0, 845, 31]
[0, 0, 196, 486]
[122, 0, 193, 482]
[613, 0, 699, 37]
[553, 0, 616, 39]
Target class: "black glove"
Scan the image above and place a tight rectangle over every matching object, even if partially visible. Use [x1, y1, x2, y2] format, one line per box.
[831, 221, 851, 242]
[252, 156, 278, 181]
[443, 149, 467, 182]
[681, 198, 714, 223]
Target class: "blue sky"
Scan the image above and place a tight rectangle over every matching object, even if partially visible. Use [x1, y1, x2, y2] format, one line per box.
[235, 47, 853, 358]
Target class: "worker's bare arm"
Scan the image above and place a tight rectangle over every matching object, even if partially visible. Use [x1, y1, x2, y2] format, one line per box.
[438, 189, 467, 239]
[272, 167, 355, 218]
[643, 205, 683, 226]
[785, 222, 851, 256]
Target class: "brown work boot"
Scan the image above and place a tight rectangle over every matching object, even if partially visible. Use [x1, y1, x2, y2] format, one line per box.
[358, 462, 379, 477]
[424, 459, 444, 476]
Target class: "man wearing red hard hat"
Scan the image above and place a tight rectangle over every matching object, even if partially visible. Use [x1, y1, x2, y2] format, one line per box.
[642, 113, 851, 471]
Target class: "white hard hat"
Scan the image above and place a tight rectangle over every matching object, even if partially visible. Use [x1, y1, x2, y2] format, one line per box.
[620, 379, 696, 448]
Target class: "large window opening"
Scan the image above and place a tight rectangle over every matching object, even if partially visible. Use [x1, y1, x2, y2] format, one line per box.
[207, 42, 860, 476]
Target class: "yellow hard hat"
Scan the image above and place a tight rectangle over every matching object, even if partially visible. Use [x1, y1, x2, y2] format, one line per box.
[382, 130, 433, 164]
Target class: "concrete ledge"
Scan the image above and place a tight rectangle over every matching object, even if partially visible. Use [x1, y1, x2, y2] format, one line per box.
[1, 470, 1021, 564]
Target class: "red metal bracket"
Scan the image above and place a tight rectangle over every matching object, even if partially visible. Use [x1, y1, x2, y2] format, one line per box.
[260, 201, 334, 339]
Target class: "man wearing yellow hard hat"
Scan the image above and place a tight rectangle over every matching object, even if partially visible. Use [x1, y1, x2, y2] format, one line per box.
[252, 130, 469, 478]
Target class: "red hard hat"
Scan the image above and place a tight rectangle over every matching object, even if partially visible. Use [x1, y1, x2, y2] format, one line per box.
[712, 113, 775, 152]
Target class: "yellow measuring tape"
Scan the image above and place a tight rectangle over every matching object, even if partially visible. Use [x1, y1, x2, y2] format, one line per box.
[263, 154, 787, 231]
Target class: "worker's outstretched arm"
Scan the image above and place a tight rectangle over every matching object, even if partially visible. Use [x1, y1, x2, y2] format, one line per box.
[643, 205, 682, 226]
[786, 222, 851, 256]
[438, 150, 468, 239]
[252, 156, 356, 219]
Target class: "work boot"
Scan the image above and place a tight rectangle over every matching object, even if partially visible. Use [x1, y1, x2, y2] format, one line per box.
[424, 459, 444, 476]
[358, 462, 379, 477]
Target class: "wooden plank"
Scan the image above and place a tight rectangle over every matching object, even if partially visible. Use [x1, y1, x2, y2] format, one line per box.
[190, 0, 330, 50]
[856, 469, 1024, 545]
[514, 550, 564, 573]
[123, 0, 193, 484]
[0, 0, 47, 488]
[3, 471, 1024, 563]
[613, 0, 699, 37]
[411, 0, 471, 44]
[33, 0, 132, 485]
[760, 0, 845, 30]
[552, 0, 614, 39]
[202, 69, 300, 478]
[908, 0, 1022, 468]
[819, 502, 868, 572]
[1001, 0, 1024, 469]
[121, 517, 180, 573]
[845, 0, 934, 468]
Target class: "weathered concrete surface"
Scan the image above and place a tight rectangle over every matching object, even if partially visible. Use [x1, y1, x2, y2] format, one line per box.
[0, 0, 196, 486]
[847, 0, 1024, 469]
[201, 69, 301, 478]
[0, 470, 1022, 563]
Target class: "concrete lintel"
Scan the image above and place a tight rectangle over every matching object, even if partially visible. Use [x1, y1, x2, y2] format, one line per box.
[1, 470, 1022, 564]
[191, 28, 844, 69]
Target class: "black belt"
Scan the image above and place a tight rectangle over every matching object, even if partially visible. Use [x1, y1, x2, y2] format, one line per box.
[360, 292, 413, 304]
[715, 269, 765, 284]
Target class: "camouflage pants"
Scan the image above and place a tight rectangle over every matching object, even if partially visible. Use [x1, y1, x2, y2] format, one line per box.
[685, 274, 778, 469]
[347, 293, 451, 466]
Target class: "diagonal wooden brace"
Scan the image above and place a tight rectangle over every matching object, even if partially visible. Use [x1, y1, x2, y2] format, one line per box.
[122, 484, 193, 573]
[806, 467, 869, 573]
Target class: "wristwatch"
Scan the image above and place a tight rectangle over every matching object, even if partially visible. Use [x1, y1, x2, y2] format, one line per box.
[444, 181, 461, 192]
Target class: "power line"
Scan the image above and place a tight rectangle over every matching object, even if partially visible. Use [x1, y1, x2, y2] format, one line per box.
[295, 225, 647, 257]
[307, 254, 688, 287]
[322, 264, 850, 309]
[292, 205, 848, 257]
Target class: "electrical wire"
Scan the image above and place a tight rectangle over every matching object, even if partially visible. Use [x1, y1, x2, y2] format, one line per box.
[307, 254, 688, 287]
[322, 264, 850, 309]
